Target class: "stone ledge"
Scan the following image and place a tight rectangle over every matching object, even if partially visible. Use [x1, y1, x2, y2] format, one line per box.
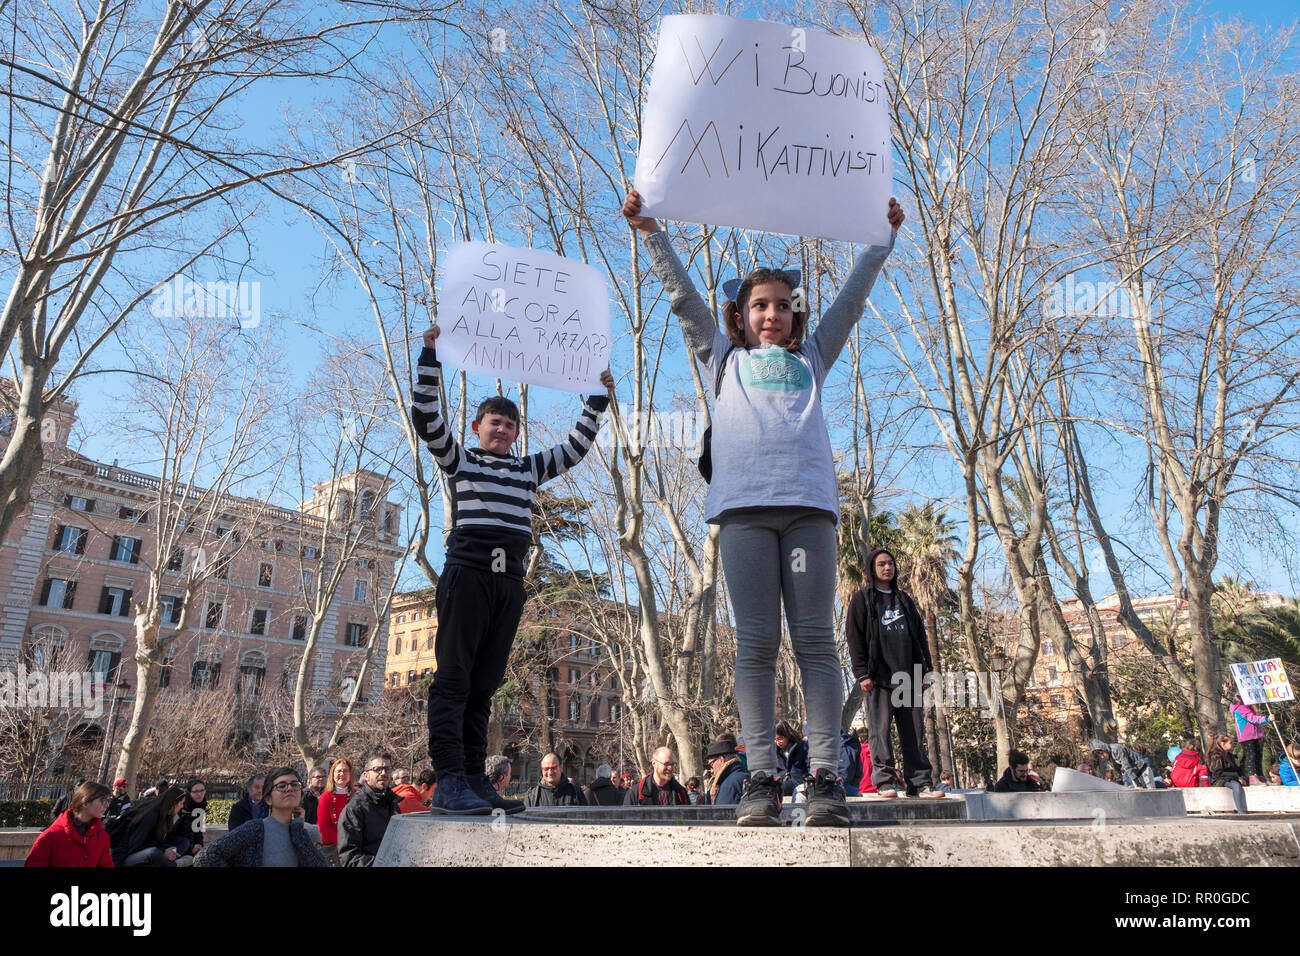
[374, 812, 1300, 867]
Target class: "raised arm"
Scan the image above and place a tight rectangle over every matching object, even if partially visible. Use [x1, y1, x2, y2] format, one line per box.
[410, 327, 464, 476]
[528, 373, 612, 484]
[810, 198, 905, 374]
[624, 189, 727, 365]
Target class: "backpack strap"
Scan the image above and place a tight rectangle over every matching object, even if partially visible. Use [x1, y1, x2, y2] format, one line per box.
[713, 345, 739, 398]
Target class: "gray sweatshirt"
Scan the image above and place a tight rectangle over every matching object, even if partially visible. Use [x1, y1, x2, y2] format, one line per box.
[643, 229, 895, 524]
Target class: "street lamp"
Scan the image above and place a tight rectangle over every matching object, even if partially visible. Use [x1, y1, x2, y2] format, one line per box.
[986, 647, 1009, 759]
[97, 680, 131, 783]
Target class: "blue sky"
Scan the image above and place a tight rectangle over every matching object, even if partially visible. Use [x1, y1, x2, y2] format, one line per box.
[58, 0, 1300, 600]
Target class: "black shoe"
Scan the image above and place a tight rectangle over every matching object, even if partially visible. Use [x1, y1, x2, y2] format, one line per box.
[467, 772, 525, 814]
[736, 771, 782, 826]
[429, 771, 493, 815]
[804, 768, 850, 827]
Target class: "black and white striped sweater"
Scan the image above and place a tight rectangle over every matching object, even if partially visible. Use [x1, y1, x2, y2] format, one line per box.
[411, 346, 609, 579]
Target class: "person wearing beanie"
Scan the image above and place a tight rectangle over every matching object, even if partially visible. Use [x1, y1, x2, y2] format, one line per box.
[106, 778, 132, 823]
[196, 767, 326, 867]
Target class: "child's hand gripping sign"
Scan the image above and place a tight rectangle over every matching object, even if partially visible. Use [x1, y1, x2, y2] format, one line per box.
[634, 14, 893, 245]
[436, 241, 612, 394]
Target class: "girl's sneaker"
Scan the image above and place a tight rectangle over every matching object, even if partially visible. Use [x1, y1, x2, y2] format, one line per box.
[804, 769, 850, 827]
[736, 771, 782, 826]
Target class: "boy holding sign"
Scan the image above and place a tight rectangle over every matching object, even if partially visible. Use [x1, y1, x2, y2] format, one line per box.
[412, 326, 614, 814]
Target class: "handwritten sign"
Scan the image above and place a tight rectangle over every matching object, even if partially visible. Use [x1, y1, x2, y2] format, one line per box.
[437, 242, 611, 394]
[634, 15, 893, 245]
[1230, 658, 1294, 705]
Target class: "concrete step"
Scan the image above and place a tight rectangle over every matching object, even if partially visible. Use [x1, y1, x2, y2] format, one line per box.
[373, 812, 1300, 867]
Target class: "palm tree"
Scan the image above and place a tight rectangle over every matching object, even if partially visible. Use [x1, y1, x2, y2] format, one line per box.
[896, 502, 961, 779]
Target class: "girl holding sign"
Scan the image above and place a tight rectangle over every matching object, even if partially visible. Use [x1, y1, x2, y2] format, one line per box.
[623, 188, 903, 827]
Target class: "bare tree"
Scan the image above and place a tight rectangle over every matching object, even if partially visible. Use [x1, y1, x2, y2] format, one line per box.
[0, 0, 438, 543]
[110, 315, 288, 785]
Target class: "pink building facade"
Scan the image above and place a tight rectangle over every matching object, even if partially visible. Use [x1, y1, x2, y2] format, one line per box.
[0, 392, 404, 763]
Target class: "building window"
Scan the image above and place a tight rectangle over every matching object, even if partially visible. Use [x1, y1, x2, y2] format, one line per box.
[191, 659, 222, 690]
[87, 647, 121, 683]
[610, 702, 622, 722]
[384, 509, 396, 532]
[53, 525, 87, 554]
[98, 586, 132, 617]
[211, 554, 231, 580]
[1113, 631, 1127, 650]
[569, 633, 579, 649]
[157, 647, 175, 690]
[547, 691, 559, 721]
[258, 563, 273, 588]
[394, 637, 403, 655]
[41, 577, 77, 610]
[159, 594, 183, 625]
[1050, 693, 1066, 709]
[590, 698, 600, 724]
[425, 633, 434, 651]
[569, 668, 580, 684]
[291, 615, 307, 641]
[359, 490, 376, 520]
[395, 615, 405, 625]
[588, 671, 597, 687]
[119, 505, 146, 523]
[411, 610, 420, 622]
[421, 668, 432, 678]
[1042, 641, 1056, 657]
[110, 536, 141, 563]
[353, 579, 367, 603]
[167, 547, 183, 572]
[1046, 664, 1058, 684]
[406, 669, 416, 683]
[301, 545, 319, 559]
[344, 622, 368, 647]
[567, 696, 580, 722]
[204, 602, 223, 629]
[65, 495, 94, 512]
[588, 641, 598, 658]
[249, 608, 268, 635]
[389, 672, 400, 688]
[301, 570, 314, 592]
[239, 663, 265, 700]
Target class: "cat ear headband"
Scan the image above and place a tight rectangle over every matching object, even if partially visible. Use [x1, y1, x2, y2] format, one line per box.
[722, 269, 802, 302]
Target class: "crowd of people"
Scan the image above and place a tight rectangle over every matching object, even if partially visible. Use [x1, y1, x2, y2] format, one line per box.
[23, 711, 1300, 868]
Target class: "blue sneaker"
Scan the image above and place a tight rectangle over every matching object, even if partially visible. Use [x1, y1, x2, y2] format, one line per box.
[430, 771, 492, 815]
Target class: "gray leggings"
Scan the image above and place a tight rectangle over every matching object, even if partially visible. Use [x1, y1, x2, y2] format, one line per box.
[719, 508, 842, 777]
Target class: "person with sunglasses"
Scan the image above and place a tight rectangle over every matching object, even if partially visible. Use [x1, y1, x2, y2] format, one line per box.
[338, 750, 403, 867]
[194, 768, 327, 867]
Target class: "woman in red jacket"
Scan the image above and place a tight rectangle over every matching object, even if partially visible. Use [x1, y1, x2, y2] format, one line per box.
[26, 781, 114, 867]
[315, 757, 357, 866]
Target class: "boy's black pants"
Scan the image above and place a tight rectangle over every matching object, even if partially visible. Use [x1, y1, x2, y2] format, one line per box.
[427, 564, 526, 777]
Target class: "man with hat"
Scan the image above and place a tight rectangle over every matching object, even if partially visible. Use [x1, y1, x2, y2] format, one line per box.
[106, 778, 132, 823]
[706, 737, 750, 806]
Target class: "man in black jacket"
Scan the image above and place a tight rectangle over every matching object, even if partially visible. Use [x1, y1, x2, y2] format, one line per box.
[339, 750, 402, 867]
[994, 750, 1046, 792]
[226, 774, 267, 830]
[584, 764, 622, 806]
[301, 766, 326, 825]
[846, 548, 944, 799]
[525, 753, 586, 807]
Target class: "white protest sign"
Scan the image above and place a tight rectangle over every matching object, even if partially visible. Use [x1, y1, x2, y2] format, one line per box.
[634, 15, 893, 246]
[1230, 658, 1293, 705]
[436, 242, 611, 394]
